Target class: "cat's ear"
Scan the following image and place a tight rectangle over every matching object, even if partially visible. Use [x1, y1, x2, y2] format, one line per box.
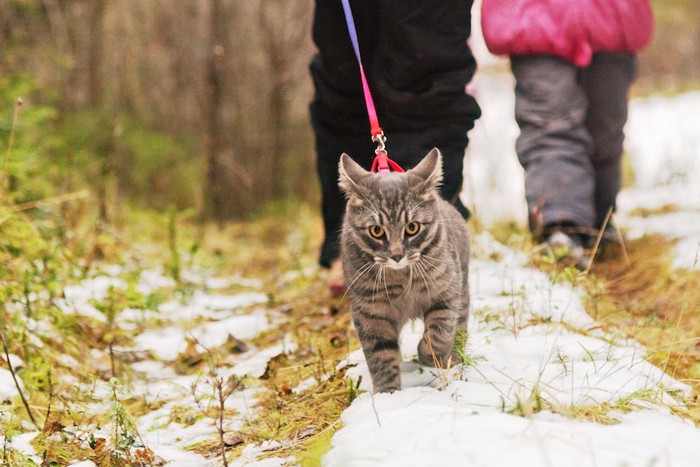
[411, 148, 443, 194]
[338, 153, 371, 202]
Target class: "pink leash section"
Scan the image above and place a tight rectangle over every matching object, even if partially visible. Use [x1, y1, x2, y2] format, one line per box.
[340, 0, 403, 173]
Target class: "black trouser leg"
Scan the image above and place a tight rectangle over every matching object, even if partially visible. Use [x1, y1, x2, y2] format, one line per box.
[310, 0, 480, 267]
[580, 52, 637, 229]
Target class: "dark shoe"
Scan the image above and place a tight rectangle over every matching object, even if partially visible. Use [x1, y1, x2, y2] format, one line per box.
[542, 230, 590, 270]
[585, 223, 622, 250]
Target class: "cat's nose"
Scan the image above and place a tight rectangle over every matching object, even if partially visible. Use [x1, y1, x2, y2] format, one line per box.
[390, 254, 403, 263]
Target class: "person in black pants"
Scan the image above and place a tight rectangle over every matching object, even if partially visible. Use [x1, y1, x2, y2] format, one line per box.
[309, 0, 481, 293]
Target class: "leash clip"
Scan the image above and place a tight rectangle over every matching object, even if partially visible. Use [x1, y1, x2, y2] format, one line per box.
[372, 132, 386, 154]
[369, 132, 404, 173]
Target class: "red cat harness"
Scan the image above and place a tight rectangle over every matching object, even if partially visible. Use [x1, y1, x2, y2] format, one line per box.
[341, 0, 404, 174]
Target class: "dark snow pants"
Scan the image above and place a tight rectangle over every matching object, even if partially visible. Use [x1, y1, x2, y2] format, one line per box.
[310, 0, 481, 267]
[511, 52, 636, 238]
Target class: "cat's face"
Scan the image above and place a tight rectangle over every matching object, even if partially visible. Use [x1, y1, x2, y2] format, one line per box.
[339, 149, 444, 270]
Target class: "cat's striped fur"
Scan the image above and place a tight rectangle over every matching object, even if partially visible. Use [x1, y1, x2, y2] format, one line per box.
[339, 148, 470, 393]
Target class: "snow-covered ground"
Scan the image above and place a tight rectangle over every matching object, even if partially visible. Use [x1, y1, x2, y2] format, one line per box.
[5, 226, 697, 466]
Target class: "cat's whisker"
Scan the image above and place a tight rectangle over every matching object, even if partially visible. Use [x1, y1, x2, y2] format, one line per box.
[414, 260, 433, 305]
[382, 267, 392, 303]
[372, 264, 384, 303]
[420, 254, 459, 269]
[347, 260, 374, 285]
[343, 261, 377, 301]
[402, 263, 414, 297]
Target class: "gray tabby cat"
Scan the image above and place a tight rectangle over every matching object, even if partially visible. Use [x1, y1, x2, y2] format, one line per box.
[339, 148, 470, 393]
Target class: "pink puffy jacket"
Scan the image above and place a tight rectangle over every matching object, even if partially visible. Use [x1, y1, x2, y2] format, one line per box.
[481, 0, 654, 67]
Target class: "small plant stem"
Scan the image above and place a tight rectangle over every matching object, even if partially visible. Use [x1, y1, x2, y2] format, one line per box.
[0, 328, 39, 429]
[585, 208, 612, 274]
[109, 343, 116, 379]
[610, 212, 631, 266]
[44, 368, 53, 431]
[168, 205, 181, 282]
[215, 378, 230, 467]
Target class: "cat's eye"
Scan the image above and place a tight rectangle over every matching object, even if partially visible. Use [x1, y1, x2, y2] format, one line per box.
[368, 225, 385, 239]
[405, 222, 420, 236]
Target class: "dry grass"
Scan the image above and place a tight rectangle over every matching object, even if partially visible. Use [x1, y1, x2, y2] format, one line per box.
[188, 279, 361, 465]
[166, 202, 364, 465]
[585, 235, 700, 424]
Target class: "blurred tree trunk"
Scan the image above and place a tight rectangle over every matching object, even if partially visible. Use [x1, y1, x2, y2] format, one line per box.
[203, 0, 235, 220]
[87, 1, 107, 109]
[84, 0, 114, 224]
[258, 0, 313, 201]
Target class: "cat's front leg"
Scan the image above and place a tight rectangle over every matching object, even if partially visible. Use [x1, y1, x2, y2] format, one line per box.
[352, 305, 402, 393]
[418, 303, 458, 368]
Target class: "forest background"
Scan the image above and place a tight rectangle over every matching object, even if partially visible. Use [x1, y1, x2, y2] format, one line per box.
[1, 0, 698, 224]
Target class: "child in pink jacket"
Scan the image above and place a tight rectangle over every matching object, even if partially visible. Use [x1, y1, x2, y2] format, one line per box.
[481, 0, 654, 267]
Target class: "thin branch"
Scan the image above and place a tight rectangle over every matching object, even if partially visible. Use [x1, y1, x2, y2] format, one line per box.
[0, 328, 39, 429]
[10, 189, 91, 213]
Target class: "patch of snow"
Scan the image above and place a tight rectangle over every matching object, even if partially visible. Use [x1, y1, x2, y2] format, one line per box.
[224, 335, 298, 379]
[625, 92, 700, 189]
[136, 269, 177, 294]
[324, 390, 700, 467]
[5, 353, 24, 370]
[156, 291, 268, 321]
[133, 326, 187, 362]
[0, 432, 41, 465]
[672, 239, 700, 271]
[191, 291, 269, 312]
[189, 312, 271, 351]
[0, 367, 24, 402]
[463, 72, 525, 225]
[152, 446, 215, 467]
[131, 310, 270, 362]
[204, 275, 264, 290]
[293, 377, 318, 394]
[56, 276, 128, 322]
[232, 442, 288, 467]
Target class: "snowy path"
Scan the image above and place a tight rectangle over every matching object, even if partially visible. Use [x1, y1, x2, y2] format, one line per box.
[324, 235, 700, 466]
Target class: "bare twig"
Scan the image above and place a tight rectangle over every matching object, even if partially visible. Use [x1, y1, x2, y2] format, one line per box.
[584, 208, 613, 274]
[610, 212, 631, 267]
[0, 328, 39, 429]
[10, 189, 90, 213]
[214, 377, 230, 467]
